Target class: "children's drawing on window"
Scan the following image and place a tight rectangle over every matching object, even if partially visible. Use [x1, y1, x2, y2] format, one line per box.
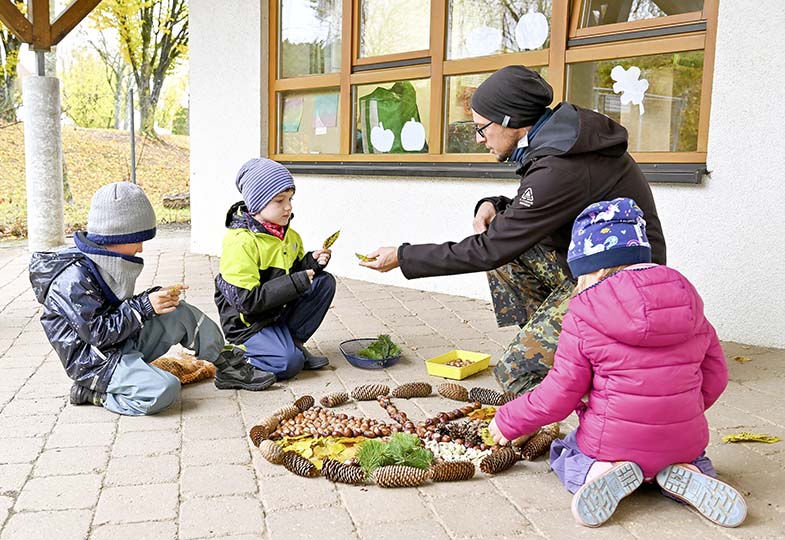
[515, 8, 549, 51]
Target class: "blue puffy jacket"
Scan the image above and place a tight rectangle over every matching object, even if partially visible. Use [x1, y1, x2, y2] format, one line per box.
[29, 248, 156, 392]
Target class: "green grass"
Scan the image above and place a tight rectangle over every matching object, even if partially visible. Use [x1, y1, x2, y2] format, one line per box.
[0, 123, 190, 240]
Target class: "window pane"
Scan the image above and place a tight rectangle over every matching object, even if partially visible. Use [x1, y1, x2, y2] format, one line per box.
[359, 0, 431, 58]
[579, 0, 704, 28]
[280, 0, 342, 78]
[445, 68, 547, 153]
[354, 80, 430, 154]
[447, 0, 552, 60]
[566, 51, 703, 152]
[279, 90, 341, 154]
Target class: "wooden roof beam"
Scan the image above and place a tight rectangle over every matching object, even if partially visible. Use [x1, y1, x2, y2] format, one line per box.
[29, 0, 51, 50]
[51, 0, 102, 46]
[0, 0, 32, 43]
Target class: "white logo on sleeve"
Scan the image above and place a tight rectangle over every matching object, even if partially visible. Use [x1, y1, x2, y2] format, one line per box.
[519, 188, 534, 207]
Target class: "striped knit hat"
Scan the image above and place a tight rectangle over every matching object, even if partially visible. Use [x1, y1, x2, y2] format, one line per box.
[235, 158, 295, 214]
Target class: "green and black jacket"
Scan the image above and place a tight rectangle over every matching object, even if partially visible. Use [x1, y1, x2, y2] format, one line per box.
[214, 201, 321, 344]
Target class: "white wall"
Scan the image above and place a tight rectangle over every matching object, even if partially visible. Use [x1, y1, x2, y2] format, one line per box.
[190, 1, 785, 347]
[649, 1, 785, 347]
[189, 0, 265, 254]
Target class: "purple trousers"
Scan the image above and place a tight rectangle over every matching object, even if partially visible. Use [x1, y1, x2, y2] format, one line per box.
[550, 430, 716, 494]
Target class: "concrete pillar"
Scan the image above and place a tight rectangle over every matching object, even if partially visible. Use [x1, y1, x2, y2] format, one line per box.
[23, 76, 65, 251]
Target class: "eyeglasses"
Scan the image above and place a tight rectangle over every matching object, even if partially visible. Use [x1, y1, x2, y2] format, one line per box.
[475, 120, 494, 138]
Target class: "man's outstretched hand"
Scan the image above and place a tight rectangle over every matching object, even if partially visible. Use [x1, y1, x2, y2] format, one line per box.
[359, 246, 399, 273]
[473, 201, 497, 234]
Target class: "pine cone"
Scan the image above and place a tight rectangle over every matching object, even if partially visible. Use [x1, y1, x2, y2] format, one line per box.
[351, 384, 390, 401]
[391, 382, 432, 399]
[373, 465, 430, 488]
[321, 459, 365, 485]
[281, 451, 318, 478]
[501, 391, 517, 405]
[320, 392, 349, 408]
[258, 439, 285, 464]
[258, 415, 279, 433]
[430, 461, 475, 482]
[479, 447, 519, 474]
[249, 424, 269, 446]
[469, 387, 506, 406]
[437, 383, 468, 402]
[521, 425, 560, 461]
[293, 395, 315, 412]
[272, 404, 300, 421]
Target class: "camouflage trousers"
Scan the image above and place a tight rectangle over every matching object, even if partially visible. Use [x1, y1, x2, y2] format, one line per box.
[489, 244, 576, 395]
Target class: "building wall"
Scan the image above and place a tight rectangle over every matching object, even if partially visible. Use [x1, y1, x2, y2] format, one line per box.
[190, 1, 785, 347]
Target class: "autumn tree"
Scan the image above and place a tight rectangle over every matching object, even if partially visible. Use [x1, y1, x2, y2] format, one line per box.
[93, 0, 188, 135]
[0, 0, 24, 123]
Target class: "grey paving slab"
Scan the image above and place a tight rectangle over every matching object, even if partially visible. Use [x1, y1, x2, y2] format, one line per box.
[2, 230, 784, 539]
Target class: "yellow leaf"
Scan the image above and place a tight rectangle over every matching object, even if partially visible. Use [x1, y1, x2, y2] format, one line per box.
[721, 432, 780, 444]
[733, 356, 752, 363]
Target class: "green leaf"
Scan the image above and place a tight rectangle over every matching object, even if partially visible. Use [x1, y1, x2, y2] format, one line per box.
[356, 334, 402, 360]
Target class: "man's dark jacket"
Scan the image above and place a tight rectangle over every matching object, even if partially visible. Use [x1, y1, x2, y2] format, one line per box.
[29, 249, 156, 392]
[398, 103, 666, 279]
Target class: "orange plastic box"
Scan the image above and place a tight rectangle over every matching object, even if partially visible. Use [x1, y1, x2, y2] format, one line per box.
[425, 350, 491, 380]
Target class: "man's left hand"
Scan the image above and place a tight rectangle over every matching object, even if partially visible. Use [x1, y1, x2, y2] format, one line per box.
[360, 246, 399, 273]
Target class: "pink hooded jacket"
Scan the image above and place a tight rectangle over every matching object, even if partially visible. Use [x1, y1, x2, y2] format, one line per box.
[494, 265, 728, 479]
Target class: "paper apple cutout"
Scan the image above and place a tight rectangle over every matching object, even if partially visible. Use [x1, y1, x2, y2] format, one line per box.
[371, 122, 394, 152]
[401, 118, 426, 151]
[515, 8, 549, 51]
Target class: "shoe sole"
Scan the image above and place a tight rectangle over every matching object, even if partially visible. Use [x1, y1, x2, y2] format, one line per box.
[572, 462, 643, 527]
[656, 465, 747, 527]
[214, 375, 275, 391]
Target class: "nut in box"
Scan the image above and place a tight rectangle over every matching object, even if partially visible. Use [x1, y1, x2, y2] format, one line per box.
[425, 350, 490, 380]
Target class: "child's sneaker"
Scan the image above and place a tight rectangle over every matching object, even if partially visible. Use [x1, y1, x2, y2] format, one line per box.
[213, 348, 275, 391]
[294, 340, 329, 370]
[656, 464, 747, 527]
[571, 461, 643, 527]
[69, 383, 105, 406]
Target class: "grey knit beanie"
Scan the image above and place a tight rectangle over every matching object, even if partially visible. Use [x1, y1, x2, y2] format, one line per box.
[86, 182, 157, 245]
[235, 158, 296, 214]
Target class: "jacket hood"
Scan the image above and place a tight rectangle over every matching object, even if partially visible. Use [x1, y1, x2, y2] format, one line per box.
[569, 265, 705, 347]
[224, 200, 292, 234]
[522, 103, 629, 165]
[29, 248, 83, 304]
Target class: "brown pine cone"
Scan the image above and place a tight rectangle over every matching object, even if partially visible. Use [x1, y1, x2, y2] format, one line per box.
[258, 439, 285, 464]
[320, 392, 349, 408]
[391, 382, 432, 399]
[540, 422, 560, 438]
[437, 382, 469, 402]
[351, 384, 390, 401]
[430, 461, 475, 482]
[501, 391, 518, 404]
[272, 404, 301, 421]
[468, 387, 506, 406]
[479, 447, 519, 474]
[258, 415, 279, 433]
[520, 425, 560, 461]
[281, 451, 318, 478]
[372, 465, 430, 488]
[293, 395, 315, 412]
[321, 459, 365, 485]
[249, 424, 269, 446]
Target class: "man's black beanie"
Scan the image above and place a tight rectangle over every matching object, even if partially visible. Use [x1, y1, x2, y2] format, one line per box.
[471, 65, 554, 128]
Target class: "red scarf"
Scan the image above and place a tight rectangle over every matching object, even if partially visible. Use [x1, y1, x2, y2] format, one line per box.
[261, 221, 285, 240]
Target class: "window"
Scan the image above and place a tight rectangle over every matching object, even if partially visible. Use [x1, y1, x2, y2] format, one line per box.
[269, 0, 718, 173]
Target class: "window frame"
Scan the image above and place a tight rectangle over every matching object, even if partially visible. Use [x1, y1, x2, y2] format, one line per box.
[267, 0, 719, 177]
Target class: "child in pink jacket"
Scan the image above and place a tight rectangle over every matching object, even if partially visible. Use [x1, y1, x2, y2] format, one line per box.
[489, 197, 746, 528]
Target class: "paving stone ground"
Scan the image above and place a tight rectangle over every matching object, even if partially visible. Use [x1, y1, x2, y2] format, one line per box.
[1, 229, 783, 539]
